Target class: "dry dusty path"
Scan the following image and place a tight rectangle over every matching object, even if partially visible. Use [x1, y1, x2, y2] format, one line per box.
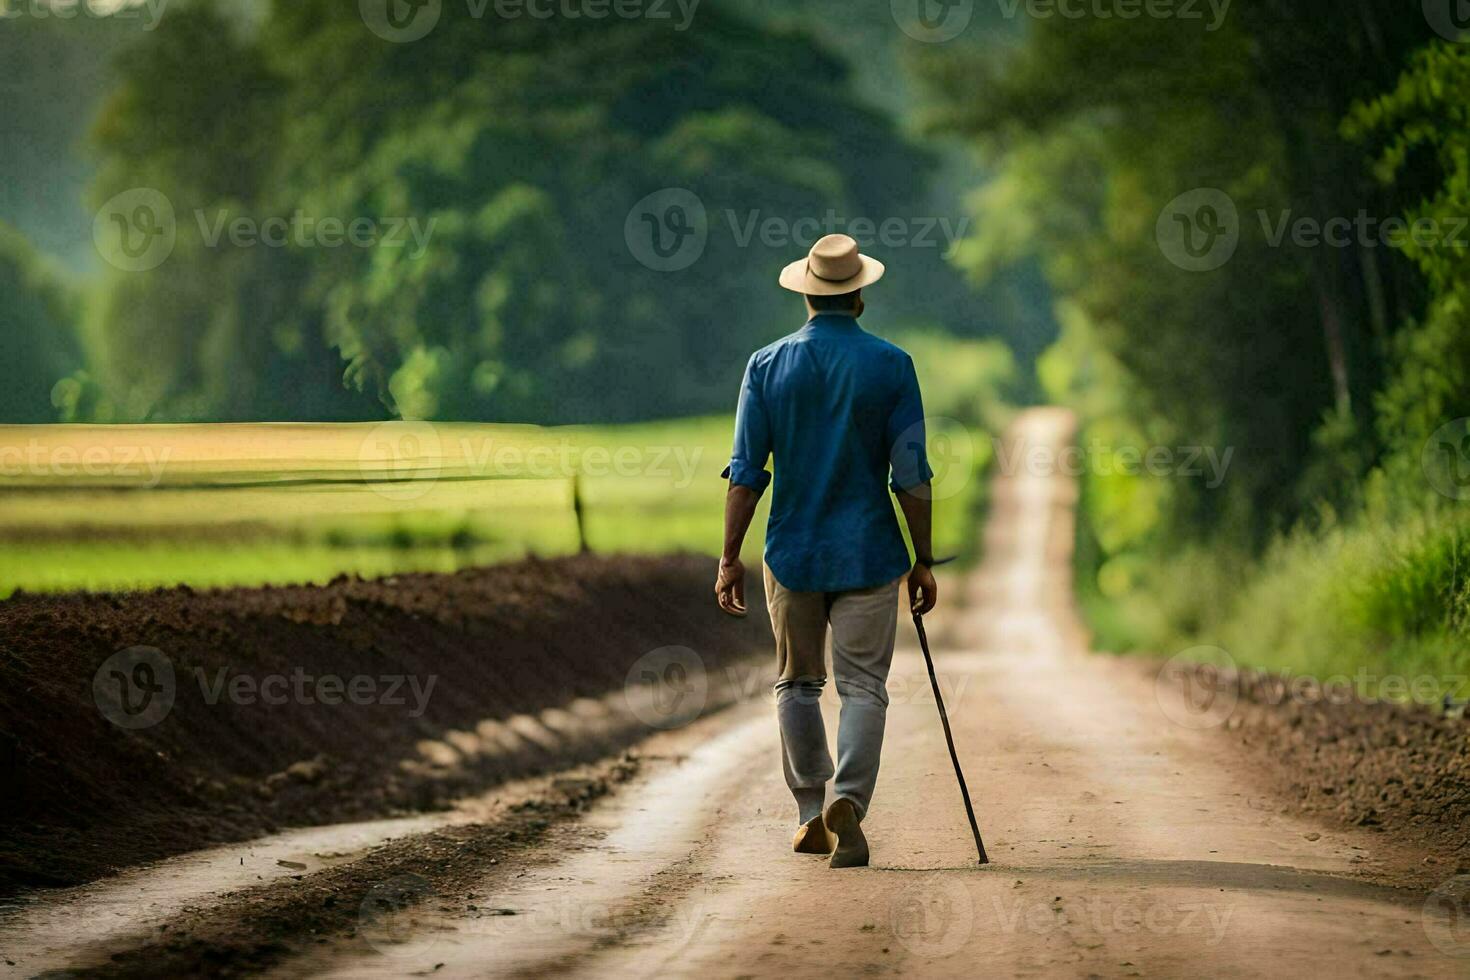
[267, 408, 1465, 979]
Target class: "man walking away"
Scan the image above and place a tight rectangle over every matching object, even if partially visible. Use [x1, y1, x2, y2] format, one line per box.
[714, 233, 939, 869]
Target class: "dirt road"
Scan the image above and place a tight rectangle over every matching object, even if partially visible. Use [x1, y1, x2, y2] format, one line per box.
[276, 408, 1463, 978]
[5, 408, 1464, 978]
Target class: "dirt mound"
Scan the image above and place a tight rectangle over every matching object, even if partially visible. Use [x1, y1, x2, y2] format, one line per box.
[0, 554, 770, 895]
[1164, 661, 1470, 872]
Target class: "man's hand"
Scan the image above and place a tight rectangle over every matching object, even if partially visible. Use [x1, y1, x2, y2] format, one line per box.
[715, 557, 748, 617]
[908, 562, 938, 616]
[718, 485, 759, 617]
[897, 487, 936, 616]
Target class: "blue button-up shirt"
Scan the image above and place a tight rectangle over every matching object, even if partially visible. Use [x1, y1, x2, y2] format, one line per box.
[722, 313, 933, 593]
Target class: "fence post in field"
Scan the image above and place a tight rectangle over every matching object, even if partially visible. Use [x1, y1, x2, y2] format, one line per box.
[573, 473, 590, 554]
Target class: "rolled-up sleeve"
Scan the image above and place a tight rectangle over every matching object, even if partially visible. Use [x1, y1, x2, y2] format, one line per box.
[722, 354, 773, 495]
[887, 355, 934, 493]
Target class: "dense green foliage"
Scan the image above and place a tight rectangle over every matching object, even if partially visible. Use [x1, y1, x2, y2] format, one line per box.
[1348, 42, 1470, 511]
[46, 0, 1025, 424]
[923, 7, 1470, 689]
[0, 222, 79, 422]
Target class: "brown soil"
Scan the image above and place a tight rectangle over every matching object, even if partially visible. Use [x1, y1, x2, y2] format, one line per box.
[1194, 664, 1470, 875]
[0, 554, 768, 896]
[50, 756, 642, 979]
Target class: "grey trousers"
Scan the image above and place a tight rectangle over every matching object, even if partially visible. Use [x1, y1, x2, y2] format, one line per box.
[763, 565, 901, 823]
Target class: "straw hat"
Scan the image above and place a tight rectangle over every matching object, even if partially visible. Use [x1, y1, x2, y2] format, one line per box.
[778, 233, 886, 295]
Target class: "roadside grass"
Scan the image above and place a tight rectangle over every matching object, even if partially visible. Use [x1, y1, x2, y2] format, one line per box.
[1215, 512, 1470, 696]
[0, 412, 991, 596]
[1085, 509, 1470, 706]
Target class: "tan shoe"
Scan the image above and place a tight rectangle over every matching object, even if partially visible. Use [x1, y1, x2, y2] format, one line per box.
[825, 798, 869, 869]
[792, 814, 835, 854]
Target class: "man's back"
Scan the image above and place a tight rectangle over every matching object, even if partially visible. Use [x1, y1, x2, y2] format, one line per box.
[725, 312, 932, 593]
[715, 233, 938, 869]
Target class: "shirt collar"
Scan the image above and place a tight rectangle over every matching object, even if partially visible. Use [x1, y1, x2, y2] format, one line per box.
[803, 311, 861, 330]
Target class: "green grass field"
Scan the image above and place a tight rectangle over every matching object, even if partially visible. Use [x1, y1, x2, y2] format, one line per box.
[0, 415, 988, 596]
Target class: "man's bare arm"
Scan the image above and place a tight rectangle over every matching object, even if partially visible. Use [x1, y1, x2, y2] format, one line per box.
[715, 484, 760, 617]
[897, 486, 938, 615]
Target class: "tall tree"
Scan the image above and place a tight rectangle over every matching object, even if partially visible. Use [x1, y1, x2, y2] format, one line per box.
[919, 2, 1439, 536]
[85, 0, 948, 423]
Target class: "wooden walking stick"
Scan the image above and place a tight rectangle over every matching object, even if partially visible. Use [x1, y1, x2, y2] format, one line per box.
[913, 612, 990, 865]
